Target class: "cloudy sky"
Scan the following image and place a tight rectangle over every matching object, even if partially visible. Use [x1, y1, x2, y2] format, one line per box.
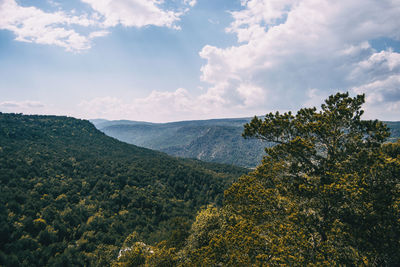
[0, 0, 399, 122]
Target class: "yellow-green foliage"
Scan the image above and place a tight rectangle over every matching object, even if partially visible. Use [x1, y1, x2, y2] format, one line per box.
[113, 245, 148, 267]
[145, 241, 178, 267]
[127, 93, 400, 266]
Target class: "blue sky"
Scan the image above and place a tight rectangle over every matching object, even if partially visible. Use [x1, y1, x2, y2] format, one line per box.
[0, 0, 400, 122]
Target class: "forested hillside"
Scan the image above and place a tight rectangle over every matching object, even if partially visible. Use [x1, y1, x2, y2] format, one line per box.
[0, 113, 247, 266]
[93, 118, 399, 168]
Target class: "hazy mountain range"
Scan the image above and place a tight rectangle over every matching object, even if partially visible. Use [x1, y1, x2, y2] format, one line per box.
[92, 118, 400, 168]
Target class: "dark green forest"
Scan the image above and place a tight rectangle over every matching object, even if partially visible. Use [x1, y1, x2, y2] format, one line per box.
[0, 113, 247, 266]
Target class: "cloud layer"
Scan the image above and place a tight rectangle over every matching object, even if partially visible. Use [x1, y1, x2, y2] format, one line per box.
[194, 0, 400, 119]
[80, 89, 201, 122]
[1, 0, 400, 121]
[86, 0, 400, 122]
[0, 100, 45, 112]
[81, 0, 181, 28]
[0, 0, 194, 51]
[0, 0, 102, 51]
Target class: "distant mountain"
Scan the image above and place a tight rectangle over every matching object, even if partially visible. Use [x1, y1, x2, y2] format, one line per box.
[0, 113, 247, 266]
[93, 119, 155, 129]
[92, 118, 400, 168]
[385, 121, 400, 142]
[89, 118, 109, 125]
[91, 118, 271, 168]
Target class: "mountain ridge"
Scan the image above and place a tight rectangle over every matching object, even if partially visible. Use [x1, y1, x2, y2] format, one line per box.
[92, 117, 400, 168]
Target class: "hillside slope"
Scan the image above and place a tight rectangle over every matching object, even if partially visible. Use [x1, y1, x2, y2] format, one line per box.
[0, 113, 247, 266]
[94, 118, 270, 168]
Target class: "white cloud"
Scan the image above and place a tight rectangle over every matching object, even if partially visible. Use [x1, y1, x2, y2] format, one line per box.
[236, 83, 266, 107]
[79, 86, 270, 122]
[353, 75, 400, 104]
[352, 74, 400, 120]
[0, 0, 194, 51]
[79, 89, 198, 122]
[0, 101, 45, 113]
[184, 0, 197, 8]
[89, 30, 110, 39]
[302, 88, 326, 108]
[349, 50, 400, 83]
[197, 0, 400, 118]
[0, 0, 100, 51]
[80, 0, 182, 28]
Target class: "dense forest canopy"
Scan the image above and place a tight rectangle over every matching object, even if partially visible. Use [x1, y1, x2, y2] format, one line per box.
[0, 113, 247, 266]
[114, 93, 399, 266]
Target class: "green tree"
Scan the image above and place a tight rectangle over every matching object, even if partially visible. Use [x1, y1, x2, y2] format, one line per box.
[234, 92, 399, 265]
[173, 92, 399, 266]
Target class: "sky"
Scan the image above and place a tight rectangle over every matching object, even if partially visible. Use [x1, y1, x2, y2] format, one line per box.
[0, 0, 399, 122]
